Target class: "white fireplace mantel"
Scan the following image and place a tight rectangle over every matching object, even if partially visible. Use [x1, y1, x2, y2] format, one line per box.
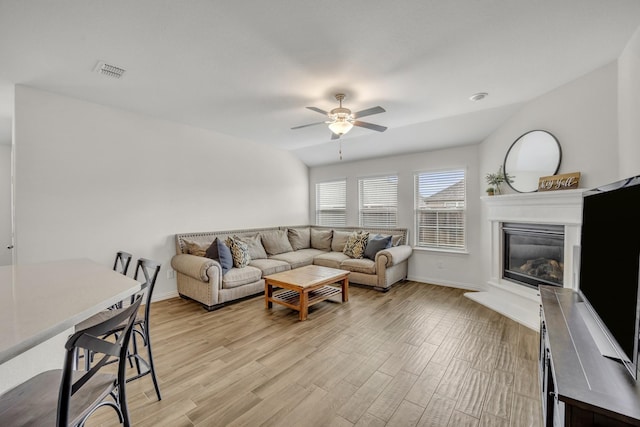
[466, 189, 586, 329]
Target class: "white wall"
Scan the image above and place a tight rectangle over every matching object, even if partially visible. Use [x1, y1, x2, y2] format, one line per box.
[308, 61, 622, 294]
[478, 62, 620, 289]
[309, 145, 483, 291]
[0, 144, 11, 266]
[480, 62, 620, 193]
[13, 86, 309, 300]
[619, 26, 640, 179]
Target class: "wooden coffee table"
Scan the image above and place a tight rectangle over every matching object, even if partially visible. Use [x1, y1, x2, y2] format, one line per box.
[264, 265, 350, 320]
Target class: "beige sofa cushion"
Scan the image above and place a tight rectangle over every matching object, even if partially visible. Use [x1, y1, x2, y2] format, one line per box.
[288, 227, 311, 250]
[236, 234, 268, 260]
[261, 229, 294, 255]
[341, 258, 376, 275]
[331, 230, 352, 252]
[222, 265, 262, 289]
[313, 251, 350, 269]
[270, 248, 325, 269]
[311, 228, 332, 251]
[249, 258, 291, 276]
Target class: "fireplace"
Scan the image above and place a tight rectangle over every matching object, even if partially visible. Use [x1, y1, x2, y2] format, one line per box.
[465, 190, 584, 329]
[502, 223, 564, 289]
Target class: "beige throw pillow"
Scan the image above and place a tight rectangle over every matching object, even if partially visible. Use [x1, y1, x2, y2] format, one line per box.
[343, 231, 370, 259]
[183, 239, 208, 257]
[225, 236, 251, 268]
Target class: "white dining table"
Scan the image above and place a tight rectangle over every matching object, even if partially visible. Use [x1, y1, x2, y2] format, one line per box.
[0, 258, 142, 391]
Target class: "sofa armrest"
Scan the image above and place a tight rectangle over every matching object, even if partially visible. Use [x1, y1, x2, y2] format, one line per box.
[171, 254, 219, 282]
[375, 245, 413, 268]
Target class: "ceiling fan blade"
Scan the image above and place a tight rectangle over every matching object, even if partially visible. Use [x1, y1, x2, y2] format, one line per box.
[306, 106, 329, 115]
[331, 132, 341, 140]
[353, 120, 387, 132]
[291, 121, 326, 130]
[353, 106, 385, 119]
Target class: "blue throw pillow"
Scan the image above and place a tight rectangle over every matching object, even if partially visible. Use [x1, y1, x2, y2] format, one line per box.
[216, 238, 233, 275]
[364, 234, 393, 260]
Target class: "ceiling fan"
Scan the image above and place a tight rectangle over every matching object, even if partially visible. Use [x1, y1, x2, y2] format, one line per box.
[291, 93, 387, 140]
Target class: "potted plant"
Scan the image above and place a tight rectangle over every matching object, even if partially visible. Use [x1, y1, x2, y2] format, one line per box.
[486, 187, 495, 196]
[485, 165, 514, 195]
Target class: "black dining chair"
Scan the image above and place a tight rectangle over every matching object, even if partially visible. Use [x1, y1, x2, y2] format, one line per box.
[0, 293, 143, 426]
[126, 258, 162, 401]
[77, 258, 162, 401]
[109, 251, 133, 310]
[113, 251, 133, 276]
[75, 251, 134, 369]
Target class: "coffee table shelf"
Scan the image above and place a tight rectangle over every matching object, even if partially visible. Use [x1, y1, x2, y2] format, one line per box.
[272, 285, 342, 309]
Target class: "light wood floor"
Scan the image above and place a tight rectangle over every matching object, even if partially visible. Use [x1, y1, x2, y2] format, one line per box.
[87, 281, 543, 427]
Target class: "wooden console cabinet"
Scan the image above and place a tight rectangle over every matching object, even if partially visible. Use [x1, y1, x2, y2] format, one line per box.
[539, 286, 640, 426]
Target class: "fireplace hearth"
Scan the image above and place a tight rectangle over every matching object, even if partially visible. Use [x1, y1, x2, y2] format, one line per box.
[503, 222, 564, 288]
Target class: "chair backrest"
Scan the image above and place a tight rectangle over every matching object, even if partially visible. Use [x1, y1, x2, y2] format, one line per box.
[113, 251, 133, 276]
[57, 294, 143, 426]
[132, 258, 161, 322]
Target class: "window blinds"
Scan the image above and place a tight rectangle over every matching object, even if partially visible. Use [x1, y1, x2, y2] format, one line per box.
[414, 169, 466, 249]
[359, 175, 398, 227]
[316, 180, 346, 226]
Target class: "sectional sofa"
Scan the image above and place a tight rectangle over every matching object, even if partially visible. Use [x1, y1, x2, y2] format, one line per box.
[171, 225, 413, 311]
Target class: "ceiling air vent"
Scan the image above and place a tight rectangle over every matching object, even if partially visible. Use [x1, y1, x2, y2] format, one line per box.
[94, 61, 126, 79]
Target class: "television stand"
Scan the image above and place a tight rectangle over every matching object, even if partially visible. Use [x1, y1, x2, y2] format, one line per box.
[539, 286, 640, 426]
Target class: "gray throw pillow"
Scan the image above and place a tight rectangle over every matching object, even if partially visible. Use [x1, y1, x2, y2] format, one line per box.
[205, 238, 219, 260]
[216, 238, 233, 275]
[364, 234, 393, 260]
[261, 229, 294, 255]
[311, 228, 333, 251]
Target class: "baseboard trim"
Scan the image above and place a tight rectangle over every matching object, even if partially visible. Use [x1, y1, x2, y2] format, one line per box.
[406, 275, 483, 292]
[151, 290, 179, 303]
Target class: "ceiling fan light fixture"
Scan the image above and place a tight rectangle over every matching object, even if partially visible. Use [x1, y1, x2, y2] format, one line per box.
[328, 119, 353, 136]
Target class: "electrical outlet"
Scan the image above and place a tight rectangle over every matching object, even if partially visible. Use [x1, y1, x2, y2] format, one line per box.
[167, 269, 175, 279]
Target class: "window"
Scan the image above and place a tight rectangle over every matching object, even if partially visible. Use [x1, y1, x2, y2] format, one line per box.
[359, 175, 398, 227]
[315, 180, 346, 226]
[414, 169, 466, 250]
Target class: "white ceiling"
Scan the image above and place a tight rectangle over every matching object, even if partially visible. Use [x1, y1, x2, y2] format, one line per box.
[1, 1, 640, 165]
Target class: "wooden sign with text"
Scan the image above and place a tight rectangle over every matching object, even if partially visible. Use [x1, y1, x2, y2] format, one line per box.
[538, 172, 581, 192]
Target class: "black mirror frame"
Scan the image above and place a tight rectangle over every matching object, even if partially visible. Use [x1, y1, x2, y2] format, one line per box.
[503, 129, 562, 193]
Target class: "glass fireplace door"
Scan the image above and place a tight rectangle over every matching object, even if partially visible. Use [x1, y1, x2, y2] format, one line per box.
[503, 223, 564, 288]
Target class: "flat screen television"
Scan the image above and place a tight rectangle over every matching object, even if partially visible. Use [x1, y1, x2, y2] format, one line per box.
[578, 175, 640, 379]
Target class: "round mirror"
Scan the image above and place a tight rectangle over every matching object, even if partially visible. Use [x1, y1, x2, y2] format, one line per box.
[504, 130, 561, 193]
